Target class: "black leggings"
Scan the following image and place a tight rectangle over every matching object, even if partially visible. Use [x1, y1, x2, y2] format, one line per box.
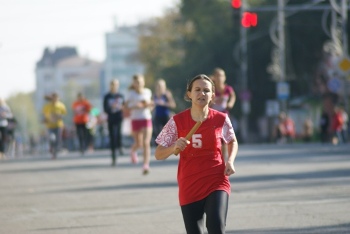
[108, 121, 122, 159]
[0, 127, 7, 153]
[75, 124, 89, 152]
[181, 190, 229, 234]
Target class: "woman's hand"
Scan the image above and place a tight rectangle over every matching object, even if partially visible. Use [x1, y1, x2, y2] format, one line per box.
[224, 162, 235, 176]
[134, 101, 145, 108]
[174, 137, 190, 155]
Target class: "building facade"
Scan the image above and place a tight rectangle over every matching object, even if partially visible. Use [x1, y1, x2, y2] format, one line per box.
[35, 47, 102, 113]
[103, 25, 144, 96]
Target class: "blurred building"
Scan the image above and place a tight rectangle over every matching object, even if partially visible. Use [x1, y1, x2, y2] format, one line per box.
[103, 25, 144, 95]
[35, 46, 103, 112]
[35, 24, 145, 114]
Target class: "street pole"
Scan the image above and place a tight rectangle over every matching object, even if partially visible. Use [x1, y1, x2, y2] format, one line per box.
[278, 0, 287, 112]
[330, 0, 349, 111]
[341, 0, 348, 55]
[240, 0, 249, 143]
[341, 0, 349, 112]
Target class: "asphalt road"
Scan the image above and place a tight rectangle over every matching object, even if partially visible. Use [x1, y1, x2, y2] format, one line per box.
[0, 143, 349, 234]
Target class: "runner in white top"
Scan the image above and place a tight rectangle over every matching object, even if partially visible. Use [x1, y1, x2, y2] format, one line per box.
[126, 88, 152, 120]
[125, 74, 154, 175]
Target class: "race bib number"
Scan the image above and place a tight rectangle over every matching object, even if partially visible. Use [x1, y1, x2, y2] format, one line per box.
[192, 134, 202, 148]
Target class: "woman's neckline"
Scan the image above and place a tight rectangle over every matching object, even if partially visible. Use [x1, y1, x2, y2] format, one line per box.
[190, 108, 209, 122]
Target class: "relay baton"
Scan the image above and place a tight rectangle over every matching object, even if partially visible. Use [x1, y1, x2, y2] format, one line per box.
[174, 121, 202, 155]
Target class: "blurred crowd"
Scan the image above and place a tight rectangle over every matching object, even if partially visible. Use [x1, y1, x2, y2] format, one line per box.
[272, 105, 348, 145]
[0, 70, 349, 161]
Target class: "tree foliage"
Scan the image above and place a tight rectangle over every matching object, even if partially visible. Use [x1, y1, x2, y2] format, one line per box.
[138, 9, 193, 86]
[6, 92, 41, 140]
[138, 0, 342, 129]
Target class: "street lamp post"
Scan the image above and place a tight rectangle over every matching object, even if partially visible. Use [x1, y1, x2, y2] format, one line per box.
[240, 0, 249, 143]
[278, 0, 287, 112]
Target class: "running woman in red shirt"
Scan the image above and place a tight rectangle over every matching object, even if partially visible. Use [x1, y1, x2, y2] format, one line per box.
[210, 68, 236, 114]
[155, 74, 238, 234]
[72, 92, 92, 155]
[210, 68, 236, 160]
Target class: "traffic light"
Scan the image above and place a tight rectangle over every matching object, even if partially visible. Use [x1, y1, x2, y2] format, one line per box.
[231, 0, 241, 25]
[231, 0, 241, 9]
[231, 1, 257, 28]
[241, 12, 258, 28]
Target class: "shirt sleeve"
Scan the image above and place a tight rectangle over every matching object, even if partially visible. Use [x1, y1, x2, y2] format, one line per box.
[226, 85, 234, 95]
[222, 115, 236, 144]
[155, 117, 178, 147]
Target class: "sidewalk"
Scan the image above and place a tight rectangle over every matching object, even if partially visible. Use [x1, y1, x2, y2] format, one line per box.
[0, 143, 349, 233]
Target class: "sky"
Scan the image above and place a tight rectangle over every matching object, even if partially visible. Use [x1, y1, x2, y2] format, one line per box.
[0, 0, 179, 99]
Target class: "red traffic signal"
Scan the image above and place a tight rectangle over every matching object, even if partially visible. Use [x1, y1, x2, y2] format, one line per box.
[241, 12, 258, 28]
[231, 0, 241, 9]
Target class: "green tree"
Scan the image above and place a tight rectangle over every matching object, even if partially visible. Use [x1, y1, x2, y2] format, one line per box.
[6, 92, 41, 142]
[138, 9, 190, 80]
[137, 0, 341, 137]
[174, 0, 235, 111]
[138, 8, 195, 110]
[179, 0, 236, 76]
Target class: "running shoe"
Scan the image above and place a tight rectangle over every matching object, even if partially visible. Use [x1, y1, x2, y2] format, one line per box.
[142, 164, 150, 175]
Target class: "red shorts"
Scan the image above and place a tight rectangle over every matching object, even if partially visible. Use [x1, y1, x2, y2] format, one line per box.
[131, 119, 152, 132]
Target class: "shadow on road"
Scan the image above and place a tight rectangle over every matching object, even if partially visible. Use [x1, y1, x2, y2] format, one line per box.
[45, 181, 178, 194]
[236, 144, 349, 164]
[0, 158, 178, 174]
[231, 168, 350, 183]
[29, 224, 116, 232]
[227, 222, 350, 234]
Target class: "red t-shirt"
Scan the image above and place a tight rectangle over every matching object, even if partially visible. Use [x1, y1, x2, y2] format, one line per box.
[211, 85, 235, 113]
[283, 118, 295, 137]
[331, 112, 343, 132]
[173, 109, 231, 206]
[72, 100, 92, 124]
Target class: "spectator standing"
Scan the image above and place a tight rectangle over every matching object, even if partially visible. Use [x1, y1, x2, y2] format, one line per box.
[273, 112, 296, 143]
[152, 79, 176, 144]
[339, 106, 348, 143]
[0, 98, 13, 159]
[155, 74, 238, 234]
[125, 74, 153, 174]
[302, 117, 314, 142]
[72, 92, 92, 155]
[5, 116, 17, 157]
[330, 106, 344, 145]
[320, 111, 330, 143]
[103, 79, 125, 166]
